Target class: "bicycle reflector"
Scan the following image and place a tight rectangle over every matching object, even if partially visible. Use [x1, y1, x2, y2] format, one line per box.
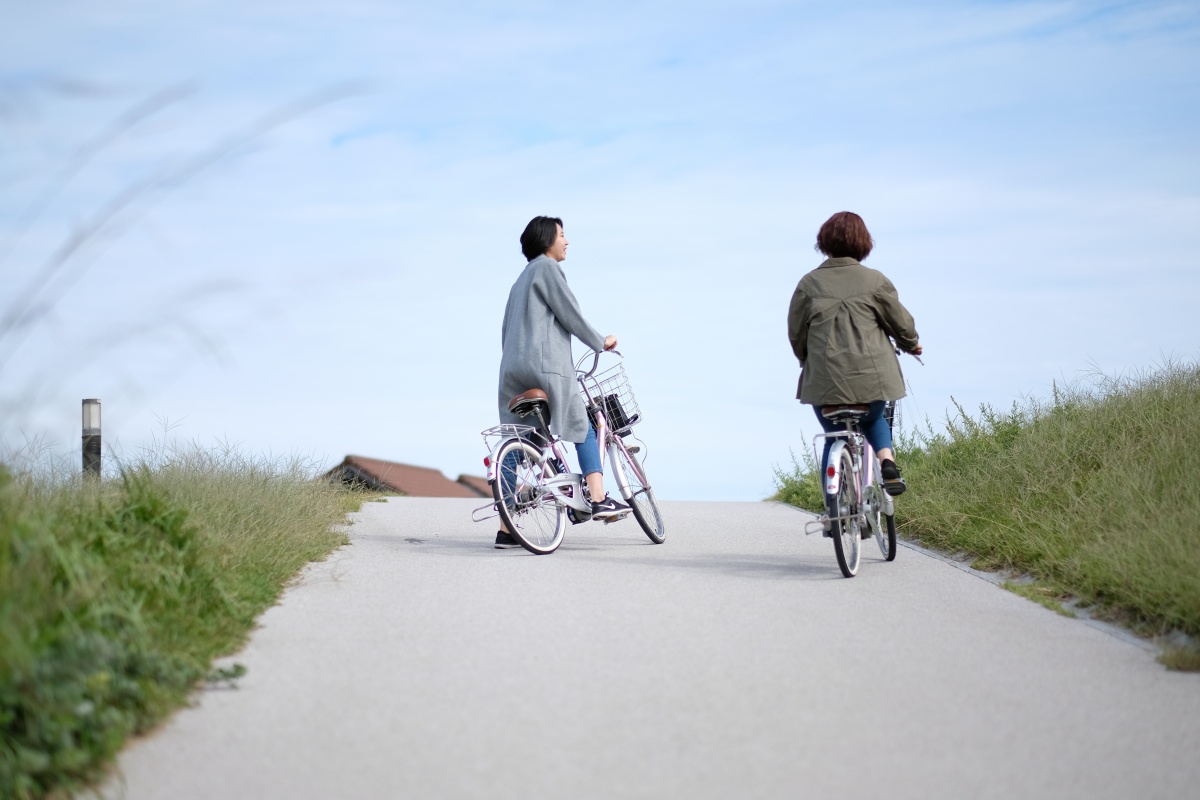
[483, 456, 491, 467]
[827, 466, 836, 477]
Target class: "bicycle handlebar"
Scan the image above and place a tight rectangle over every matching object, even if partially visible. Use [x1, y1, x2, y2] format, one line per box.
[891, 337, 924, 366]
[576, 348, 622, 379]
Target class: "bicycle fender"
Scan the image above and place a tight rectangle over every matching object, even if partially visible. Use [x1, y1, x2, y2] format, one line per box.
[824, 440, 847, 496]
[484, 438, 520, 482]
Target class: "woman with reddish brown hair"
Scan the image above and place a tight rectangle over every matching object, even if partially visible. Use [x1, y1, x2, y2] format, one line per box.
[787, 211, 923, 495]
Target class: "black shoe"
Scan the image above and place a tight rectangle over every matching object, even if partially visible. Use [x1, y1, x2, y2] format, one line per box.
[494, 531, 521, 549]
[591, 495, 631, 520]
[881, 459, 907, 496]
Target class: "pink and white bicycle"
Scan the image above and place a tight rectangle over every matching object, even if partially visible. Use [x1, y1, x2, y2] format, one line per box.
[805, 402, 899, 578]
[474, 350, 665, 555]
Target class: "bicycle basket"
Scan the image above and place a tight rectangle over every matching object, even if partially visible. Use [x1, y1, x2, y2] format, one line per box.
[588, 362, 641, 434]
[885, 399, 901, 438]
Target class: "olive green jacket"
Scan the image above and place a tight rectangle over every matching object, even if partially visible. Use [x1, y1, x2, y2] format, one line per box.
[787, 257, 919, 404]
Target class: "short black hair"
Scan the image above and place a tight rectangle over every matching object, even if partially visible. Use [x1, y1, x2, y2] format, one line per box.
[520, 216, 563, 261]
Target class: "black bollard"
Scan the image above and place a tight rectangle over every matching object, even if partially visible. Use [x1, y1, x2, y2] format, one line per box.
[82, 399, 101, 479]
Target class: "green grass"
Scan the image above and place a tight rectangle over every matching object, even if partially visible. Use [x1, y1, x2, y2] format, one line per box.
[1001, 580, 1076, 618]
[1158, 643, 1200, 671]
[770, 448, 825, 513]
[0, 444, 372, 799]
[771, 360, 1200, 666]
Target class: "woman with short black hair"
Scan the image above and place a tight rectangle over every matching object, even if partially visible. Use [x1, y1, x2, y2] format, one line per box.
[787, 211, 923, 495]
[518, 215, 563, 261]
[493, 216, 629, 548]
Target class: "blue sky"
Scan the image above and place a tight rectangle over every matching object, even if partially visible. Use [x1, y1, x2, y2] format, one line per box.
[2, 0, 1198, 500]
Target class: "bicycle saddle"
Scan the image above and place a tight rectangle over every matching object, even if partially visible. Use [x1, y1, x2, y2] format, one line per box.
[509, 388, 550, 417]
[821, 404, 871, 420]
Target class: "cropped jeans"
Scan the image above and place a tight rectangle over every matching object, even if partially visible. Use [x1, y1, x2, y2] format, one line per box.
[574, 422, 602, 476]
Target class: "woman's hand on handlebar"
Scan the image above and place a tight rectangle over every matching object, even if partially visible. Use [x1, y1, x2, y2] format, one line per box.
[579, 339, 620, 378]
[893, 339, 924, 364]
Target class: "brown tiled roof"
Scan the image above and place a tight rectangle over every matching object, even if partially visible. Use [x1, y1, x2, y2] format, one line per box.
[456, 474, 491, 498]
[327, 455, 481, 498]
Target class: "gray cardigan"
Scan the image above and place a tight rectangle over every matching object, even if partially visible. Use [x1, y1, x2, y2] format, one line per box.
[497, 256, 605, 443]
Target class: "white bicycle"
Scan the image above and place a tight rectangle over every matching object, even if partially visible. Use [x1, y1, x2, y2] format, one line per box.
[474, 350, 665, 554]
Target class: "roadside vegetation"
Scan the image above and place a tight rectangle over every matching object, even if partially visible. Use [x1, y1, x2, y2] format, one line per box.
[772, 359, 1200, 668]
[0, 443, 376, 799]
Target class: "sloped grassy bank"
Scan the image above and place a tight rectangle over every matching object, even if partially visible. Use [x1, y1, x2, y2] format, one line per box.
[0, 447, 369, 799]
[772, 361, 1200, 666]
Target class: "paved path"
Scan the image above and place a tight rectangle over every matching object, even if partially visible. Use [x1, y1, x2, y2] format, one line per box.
[103, 498, 1200, 799]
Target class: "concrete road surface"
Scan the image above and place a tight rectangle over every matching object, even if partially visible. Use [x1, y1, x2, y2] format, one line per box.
[101, 498, 1200, 799]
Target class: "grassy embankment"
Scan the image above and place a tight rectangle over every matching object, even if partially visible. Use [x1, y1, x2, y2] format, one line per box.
[772, 360, 1200, 669]
[0, 444, 379, 799]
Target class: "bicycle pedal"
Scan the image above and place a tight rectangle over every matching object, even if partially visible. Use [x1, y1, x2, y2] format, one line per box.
[601, 511, 632, 524]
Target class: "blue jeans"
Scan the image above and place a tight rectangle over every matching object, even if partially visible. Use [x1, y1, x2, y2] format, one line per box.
[575, 423, 601, 477]
[813, 401, 892, 474]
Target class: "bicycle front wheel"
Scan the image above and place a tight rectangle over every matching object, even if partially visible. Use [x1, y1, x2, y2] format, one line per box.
[492, 438, 567, 555]
[609, 441, 665, 544]
[829, 448, 861, 578]
[864, 483, 898, 561]
[882, 513, 897, 561]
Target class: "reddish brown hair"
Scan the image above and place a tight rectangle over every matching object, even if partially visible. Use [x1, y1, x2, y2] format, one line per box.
[815, 211, 874, 261]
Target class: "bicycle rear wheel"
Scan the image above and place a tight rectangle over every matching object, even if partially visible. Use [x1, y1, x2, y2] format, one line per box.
[492, 438, 567, 555]
[828, 448, 861, 578]
[864, 483, 898, 561]
[609, 440, 665, 544]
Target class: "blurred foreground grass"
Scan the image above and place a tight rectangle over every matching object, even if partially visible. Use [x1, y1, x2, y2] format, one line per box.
[0, 444, 376, 799]
[772, 360, 1200, 666]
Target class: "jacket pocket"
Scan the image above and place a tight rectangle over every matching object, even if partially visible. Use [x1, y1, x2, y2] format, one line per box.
[541, 351, 570, 378]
